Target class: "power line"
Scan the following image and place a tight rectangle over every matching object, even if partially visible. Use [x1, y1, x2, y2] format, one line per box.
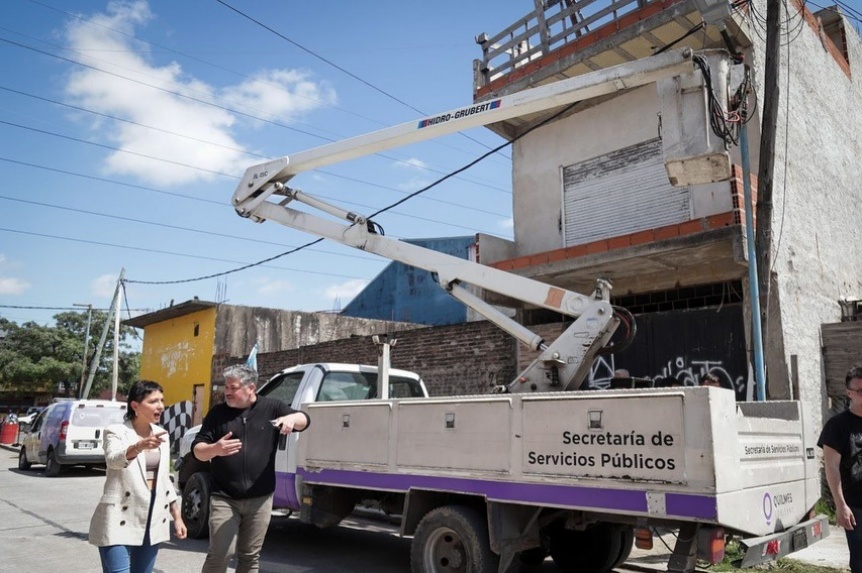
[0, 140, 503, 235]
[0, 304, 149, 311]
[2, 20, 512, 193]
[0, 34, 328, 141]
[1, 82, 510, 207]
[124, 238, 325, 285]
[0, 118, 237, 179]
[1, 3, 517, 287]
[0, 194, 380, 262]
[160, 94, 584, 286]
[214, 0, 510, 159]
[0, 227, 374, 280]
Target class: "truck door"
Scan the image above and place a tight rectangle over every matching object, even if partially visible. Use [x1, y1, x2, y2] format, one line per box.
[258, 369, 309, 510]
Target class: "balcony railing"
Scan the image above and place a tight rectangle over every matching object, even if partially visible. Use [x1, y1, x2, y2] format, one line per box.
[474, 0, 663, 89]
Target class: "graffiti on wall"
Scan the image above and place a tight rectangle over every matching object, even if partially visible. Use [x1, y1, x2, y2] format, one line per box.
[587, 355, 750, 397]
[586, 305, 751, 400]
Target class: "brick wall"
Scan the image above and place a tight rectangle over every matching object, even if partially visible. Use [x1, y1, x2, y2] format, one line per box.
[212, 320, 519, 398]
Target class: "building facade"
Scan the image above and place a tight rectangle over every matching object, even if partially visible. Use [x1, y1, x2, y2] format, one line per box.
[467, 0, 861, 434]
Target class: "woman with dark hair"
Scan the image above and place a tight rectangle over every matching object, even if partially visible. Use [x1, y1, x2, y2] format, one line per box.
[88, 381, 186, 573]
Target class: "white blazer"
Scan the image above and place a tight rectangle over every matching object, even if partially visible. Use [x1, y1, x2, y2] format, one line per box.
[88, 421, 178, 547]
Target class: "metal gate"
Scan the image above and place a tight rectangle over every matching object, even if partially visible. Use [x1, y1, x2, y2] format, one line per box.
[562, 138, 690, 246]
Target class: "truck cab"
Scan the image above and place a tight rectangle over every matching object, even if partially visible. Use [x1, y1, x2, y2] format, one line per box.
[177, 362, 428, 538]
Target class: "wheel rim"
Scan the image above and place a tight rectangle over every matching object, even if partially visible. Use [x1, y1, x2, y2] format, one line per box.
[422, 526, 467, 572]
[184, 486, 203, 522]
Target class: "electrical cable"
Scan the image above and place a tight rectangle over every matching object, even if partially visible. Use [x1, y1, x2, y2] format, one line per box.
[129, 77, 590, 285]
[0, 304, 149, 311]
[122, 238, 325, 285]
[214, 0, 508, 158]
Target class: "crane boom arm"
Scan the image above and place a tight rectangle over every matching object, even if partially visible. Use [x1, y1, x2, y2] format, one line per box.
[233, 48, 694, 216]
[231, 49, 702, 392]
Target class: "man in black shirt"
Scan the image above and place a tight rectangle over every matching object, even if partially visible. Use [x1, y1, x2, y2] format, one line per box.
[193, 365, 309, 573]
[818, 365, 862, 573]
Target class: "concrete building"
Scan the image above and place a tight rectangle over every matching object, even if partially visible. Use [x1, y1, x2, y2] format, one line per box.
[465, 0, 861, 433]
[124, 299, 417, 423]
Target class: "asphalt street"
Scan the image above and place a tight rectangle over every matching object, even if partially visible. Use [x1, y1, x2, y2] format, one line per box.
[0, 443, 850, 572]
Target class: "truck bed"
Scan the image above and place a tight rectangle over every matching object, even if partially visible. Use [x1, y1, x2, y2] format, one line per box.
[297, 386, 818, 537]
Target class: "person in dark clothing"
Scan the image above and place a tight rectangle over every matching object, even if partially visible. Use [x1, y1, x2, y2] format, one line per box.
[193, 365, 310, 573]
[819, 365, 862, 573]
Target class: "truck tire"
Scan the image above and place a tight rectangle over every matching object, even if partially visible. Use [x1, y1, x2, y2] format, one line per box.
[182, 472, 212, 539]
[549, 522, 621, 573]
[411, 505, 498, 573]
[18, 447, 31, 470]
[611, 526, 634, 569]
[45, 449, 63, 477]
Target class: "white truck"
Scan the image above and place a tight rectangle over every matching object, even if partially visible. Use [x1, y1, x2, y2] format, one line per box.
[212, 48, 829, 573]
[177, 361, 429, 538]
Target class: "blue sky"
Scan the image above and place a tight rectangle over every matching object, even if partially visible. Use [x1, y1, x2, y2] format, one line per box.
[0, 0, 526, 327]
[2, 0, 861, 330]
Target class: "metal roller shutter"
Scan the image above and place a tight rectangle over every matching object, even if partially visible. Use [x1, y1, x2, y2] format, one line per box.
[563, 138, 690, 246]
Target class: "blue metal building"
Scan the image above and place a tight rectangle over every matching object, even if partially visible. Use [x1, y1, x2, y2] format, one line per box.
[341, 236, 474, 326]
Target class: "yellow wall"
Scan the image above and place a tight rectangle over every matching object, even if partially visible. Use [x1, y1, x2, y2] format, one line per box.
[138, 308, 217, 413]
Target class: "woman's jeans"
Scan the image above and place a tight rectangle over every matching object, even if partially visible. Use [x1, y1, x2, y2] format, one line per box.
[98, 490, 159, 573]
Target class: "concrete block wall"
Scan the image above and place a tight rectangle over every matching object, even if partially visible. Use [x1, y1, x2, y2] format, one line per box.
[214, 320, 519, 398]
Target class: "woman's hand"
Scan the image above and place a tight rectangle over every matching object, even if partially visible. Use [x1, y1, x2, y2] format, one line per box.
[136, 431, 168, 452]
[173, 516, 188, 539]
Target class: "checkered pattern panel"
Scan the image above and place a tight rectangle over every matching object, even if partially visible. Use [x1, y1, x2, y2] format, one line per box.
[161, 400, 194, 446]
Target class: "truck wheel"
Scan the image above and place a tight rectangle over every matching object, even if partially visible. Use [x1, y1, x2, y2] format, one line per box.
[549, 522, 621, 573]
[611, 526, 634, 569]
[182, 472, 212, 539]
[411, 505, 498, 573]
[45, 449, 63, 477]
[18, 447, 31, 470]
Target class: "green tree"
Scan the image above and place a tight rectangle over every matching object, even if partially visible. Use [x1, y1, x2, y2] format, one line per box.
[0, 311, 141, 397]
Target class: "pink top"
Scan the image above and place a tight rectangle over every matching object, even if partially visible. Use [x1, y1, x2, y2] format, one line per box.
[144, 448, 160, 481]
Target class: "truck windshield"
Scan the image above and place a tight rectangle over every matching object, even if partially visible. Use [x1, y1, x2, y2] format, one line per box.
[318, 371, 424, 401]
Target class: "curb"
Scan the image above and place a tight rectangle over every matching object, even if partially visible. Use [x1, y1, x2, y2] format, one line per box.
[0, 443, 21, 453]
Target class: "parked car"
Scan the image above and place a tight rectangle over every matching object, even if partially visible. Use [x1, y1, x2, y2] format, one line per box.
[17, 399, 127, 476]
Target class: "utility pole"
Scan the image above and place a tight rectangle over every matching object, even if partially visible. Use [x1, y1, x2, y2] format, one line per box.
[82, 269, 125, 400]
[111, 279, 123, 401]
[73, 303, 93, 399]
[755, 0, 781, 372]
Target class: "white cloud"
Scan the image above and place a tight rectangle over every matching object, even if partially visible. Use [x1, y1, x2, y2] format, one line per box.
[394, 158, 429, 171]
[93, 274, 119, 298]
[498, 217, 514, 229]
[222, 69, 336, 121]
[62, 1, 335, 187]
[324, 279, 368, 302]
[0, 254, 6, 266]
[0, 277, 30, 295]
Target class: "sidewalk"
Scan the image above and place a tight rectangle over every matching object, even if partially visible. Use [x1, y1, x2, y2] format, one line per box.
[789, 524, 849, 570]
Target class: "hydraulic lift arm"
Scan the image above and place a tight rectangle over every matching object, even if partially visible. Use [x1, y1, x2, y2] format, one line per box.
[231, 49, 697, 392]
[244, 189, 619, 393]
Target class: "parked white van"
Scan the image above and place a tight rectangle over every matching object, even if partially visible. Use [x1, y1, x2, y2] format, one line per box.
[17, 399, 127, 476]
